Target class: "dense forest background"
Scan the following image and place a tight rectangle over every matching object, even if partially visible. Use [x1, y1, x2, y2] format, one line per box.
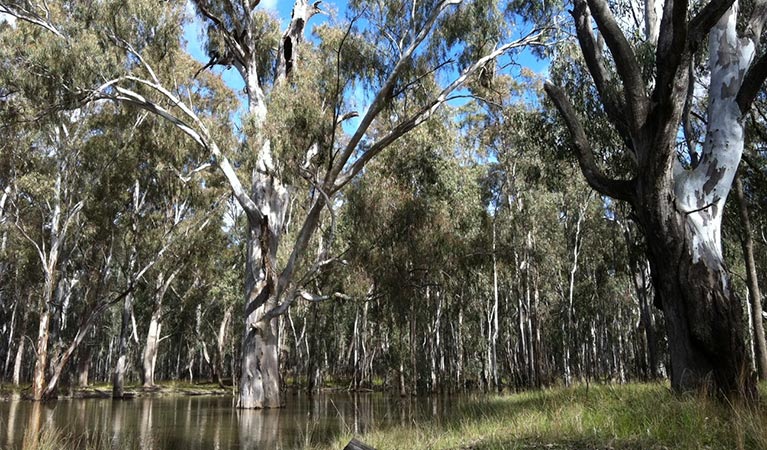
[1, 0, 766, 405]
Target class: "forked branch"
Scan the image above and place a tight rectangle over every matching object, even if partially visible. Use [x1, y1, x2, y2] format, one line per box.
[544, 82, 635, 202]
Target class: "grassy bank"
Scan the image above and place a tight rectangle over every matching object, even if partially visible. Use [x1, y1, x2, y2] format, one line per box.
[319, 383, 767, 450]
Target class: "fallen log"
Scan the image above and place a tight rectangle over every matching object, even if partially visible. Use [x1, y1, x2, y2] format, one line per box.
[344, 438, 376, 450]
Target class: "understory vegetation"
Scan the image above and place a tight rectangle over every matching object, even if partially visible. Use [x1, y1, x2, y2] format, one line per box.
[319, 384, 767, 450]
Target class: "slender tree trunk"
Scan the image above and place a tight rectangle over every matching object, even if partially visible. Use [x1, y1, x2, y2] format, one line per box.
[734, 174, 767, 380]
[142, 312, 161, 387]
[77, 346, 91, 387]
[214, 306, 232, 388]
[112, 291, 135, 398]
[2, 298, 16, 380]
[491, 223, 500, 390]
[410, 302, 417, 395]
[12, 336, 25, 386]
[113, 180, 140, 398]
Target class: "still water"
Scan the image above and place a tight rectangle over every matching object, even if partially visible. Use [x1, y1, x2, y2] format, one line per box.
[0, 392, 460, 449]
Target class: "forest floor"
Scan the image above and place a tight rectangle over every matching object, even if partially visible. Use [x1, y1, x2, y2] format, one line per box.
[321, 383, 767, 450]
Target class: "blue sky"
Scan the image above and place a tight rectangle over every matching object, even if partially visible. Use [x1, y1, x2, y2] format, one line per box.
[183, 0, 548, 92]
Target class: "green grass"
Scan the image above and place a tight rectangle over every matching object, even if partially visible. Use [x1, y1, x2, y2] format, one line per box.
[316, 383, 767, 450]
[13, 427, 138, 450]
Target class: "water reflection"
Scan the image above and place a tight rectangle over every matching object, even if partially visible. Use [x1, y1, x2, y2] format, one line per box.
[0, 392, 463, 449]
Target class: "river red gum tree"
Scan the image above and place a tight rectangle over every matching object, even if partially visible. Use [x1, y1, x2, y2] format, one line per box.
[545, 0, 767, 398]
[0, 0, 548, 407]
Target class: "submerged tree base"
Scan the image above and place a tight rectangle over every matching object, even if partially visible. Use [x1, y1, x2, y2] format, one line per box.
[321, 383, 767, 450]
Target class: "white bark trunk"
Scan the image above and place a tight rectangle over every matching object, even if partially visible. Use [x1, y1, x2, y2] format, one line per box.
[674, 3, 754, 269]
[644, 0, 661, 46]
[143, 314, 161, 387]
[239, 172, 287, 407]
[12, 337, 24, 386]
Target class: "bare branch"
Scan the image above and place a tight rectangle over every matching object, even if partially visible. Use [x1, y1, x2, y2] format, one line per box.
[334, 31, 546, 191]
[95, 78, 261, 222]
[328, 0, 463, 183]
[172, 162, 213, 183]
[13, 218, 47, 271]
[264, 289, 350, 320]
[108, 35, 160, 84]
[583, 0, 648, 130]
[544, 82, 635, 202]
[0, 2, 65, 38]
[571, 1, 630, 140]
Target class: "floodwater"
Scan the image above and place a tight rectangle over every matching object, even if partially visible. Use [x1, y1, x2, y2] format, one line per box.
[0, 392, 461, 449]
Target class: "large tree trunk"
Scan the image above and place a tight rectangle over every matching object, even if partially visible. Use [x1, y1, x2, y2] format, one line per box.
[546, 0, 763, 399]
[640, 189, 754, 397]
[238, 157, 288, 408]
[142, 270, 176, 387]
[643, 6, 757, 398]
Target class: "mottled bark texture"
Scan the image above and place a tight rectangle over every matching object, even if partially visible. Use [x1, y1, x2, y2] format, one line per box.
[545, 0, 767, 399]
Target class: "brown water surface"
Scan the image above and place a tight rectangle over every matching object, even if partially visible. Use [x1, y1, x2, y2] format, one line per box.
[0, 392, 460, 449]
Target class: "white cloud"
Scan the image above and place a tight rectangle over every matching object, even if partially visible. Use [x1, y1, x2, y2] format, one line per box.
[260, 0, 278, 10]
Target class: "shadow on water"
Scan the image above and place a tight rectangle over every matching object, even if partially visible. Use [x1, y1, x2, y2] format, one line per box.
[0, 391, 469, 449]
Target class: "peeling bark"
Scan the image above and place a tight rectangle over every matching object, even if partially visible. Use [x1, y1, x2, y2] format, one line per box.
[548, 0, 764, 399]
[239, 152, 288, 408]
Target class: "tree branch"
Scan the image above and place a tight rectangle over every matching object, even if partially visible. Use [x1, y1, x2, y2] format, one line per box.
[192, 0, 247, 67]
[688, 0, 736, 41]
[327, 0, 463, 184]
[264, 290, 350, 321]
[571, 2, 630, 142]
[0, 2, 65, 39]
[737, 50, 767, 114]
[544, 82, 635, 202]
[95, 77, 261, 223]
[584, 0, 648, 130]
[334, 31, 545, 191]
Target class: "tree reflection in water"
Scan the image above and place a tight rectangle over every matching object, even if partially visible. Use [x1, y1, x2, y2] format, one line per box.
[0, 392, 464, 448]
